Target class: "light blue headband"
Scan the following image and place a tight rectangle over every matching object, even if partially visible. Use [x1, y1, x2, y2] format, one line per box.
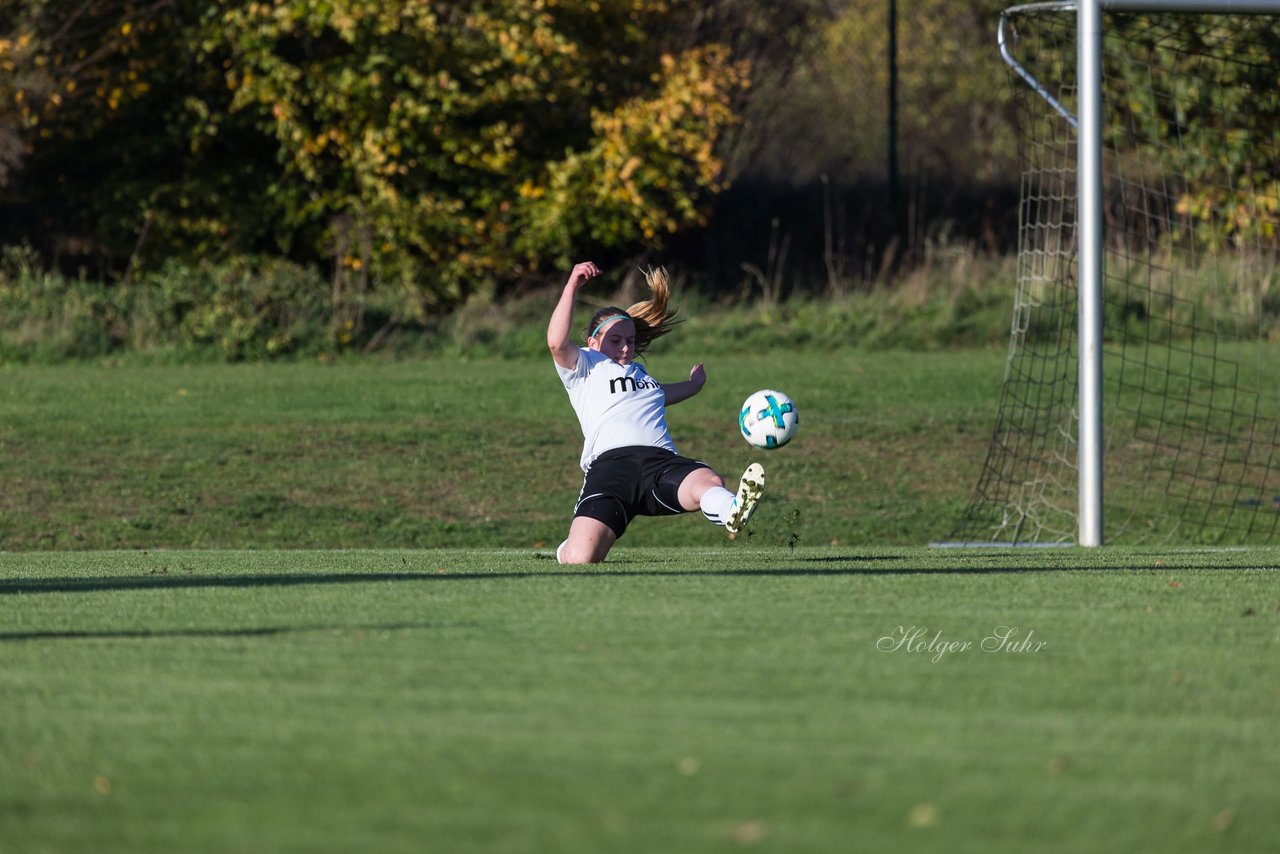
[591, 314, 631, 339]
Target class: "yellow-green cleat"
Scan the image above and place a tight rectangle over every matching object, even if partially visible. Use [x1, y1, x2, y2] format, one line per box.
[726, 463, 765, 538]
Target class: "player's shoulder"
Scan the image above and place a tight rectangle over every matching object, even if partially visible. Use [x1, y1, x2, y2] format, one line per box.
[557, 346, 603, 384]
[581, 348, 624, 374]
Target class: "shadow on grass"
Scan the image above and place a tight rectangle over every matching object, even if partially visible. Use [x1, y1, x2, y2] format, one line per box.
[0, 622, 465, 643]
[1, 556, 1251, 598]
[0, 572, 454, 595]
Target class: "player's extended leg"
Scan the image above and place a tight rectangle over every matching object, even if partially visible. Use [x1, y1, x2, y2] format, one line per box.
[676, 467, 726, 511]
[678, 464, 765, 536]
[557, 516, 617, 564]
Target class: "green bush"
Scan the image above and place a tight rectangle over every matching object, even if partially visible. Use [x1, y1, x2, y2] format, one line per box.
[0, 245, 1028, 364]
[137, 258, 331, 361]
[0, 246, 130, 362]
[1, 249, 336, 363]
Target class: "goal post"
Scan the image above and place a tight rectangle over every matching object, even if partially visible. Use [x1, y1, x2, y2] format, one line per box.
[949, 0, 1280, 547]
[1079, 0, 1104, 546]
[1082, 0, 1280, 545]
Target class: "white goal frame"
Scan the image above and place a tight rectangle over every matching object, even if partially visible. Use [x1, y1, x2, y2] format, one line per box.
[1002, 0, 1280, 546]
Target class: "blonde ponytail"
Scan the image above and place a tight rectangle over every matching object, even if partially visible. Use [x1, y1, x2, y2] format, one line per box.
[627, 267, 680, 354]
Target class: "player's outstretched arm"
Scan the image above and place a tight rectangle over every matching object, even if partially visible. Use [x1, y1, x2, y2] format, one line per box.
[664, 362, 707, 406]
[548, 261, 600, 370]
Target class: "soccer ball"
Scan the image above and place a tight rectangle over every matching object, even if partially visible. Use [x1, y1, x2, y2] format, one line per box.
[739, 389, 799, 449]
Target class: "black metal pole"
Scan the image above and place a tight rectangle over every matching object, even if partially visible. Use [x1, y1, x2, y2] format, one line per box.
[887, 0, 900, 248]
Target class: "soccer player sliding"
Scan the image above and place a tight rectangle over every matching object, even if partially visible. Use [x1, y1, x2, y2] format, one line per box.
[547, 261, 765, 564]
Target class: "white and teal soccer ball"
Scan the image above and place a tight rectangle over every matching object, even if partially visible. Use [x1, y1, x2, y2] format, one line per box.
[739, 389, 799, 450]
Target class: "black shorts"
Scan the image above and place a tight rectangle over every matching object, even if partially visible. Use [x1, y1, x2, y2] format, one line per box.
[574, 446, 712, 539]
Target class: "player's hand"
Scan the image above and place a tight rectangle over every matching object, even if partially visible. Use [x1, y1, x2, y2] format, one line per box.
[566, 261, 601, 290]
[689, 362, 706, 389]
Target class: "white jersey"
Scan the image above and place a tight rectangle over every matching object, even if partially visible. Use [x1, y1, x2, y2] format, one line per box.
[556, 347, 677, 471]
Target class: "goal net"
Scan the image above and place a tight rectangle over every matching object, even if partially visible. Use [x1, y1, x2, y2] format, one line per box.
[950, 2, 1280, 545]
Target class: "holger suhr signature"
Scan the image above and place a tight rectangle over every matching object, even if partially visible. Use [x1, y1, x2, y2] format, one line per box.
[877, 625, 1047, 663]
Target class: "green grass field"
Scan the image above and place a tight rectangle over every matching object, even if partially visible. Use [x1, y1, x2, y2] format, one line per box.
[0, 349, 1004, 550]
[3, 353, 1279, 852]
[3, 547, 1278, 853]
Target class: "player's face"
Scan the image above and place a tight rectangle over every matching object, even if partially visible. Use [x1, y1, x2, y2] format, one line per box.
[590, 318, 637, 365]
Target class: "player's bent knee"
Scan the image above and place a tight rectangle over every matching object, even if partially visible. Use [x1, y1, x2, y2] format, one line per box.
[558, 538, 608, 564]
[560, 515, 616, 564]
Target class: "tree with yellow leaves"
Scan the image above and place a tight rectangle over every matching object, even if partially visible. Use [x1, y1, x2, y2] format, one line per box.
[1, 0, 749, 317]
